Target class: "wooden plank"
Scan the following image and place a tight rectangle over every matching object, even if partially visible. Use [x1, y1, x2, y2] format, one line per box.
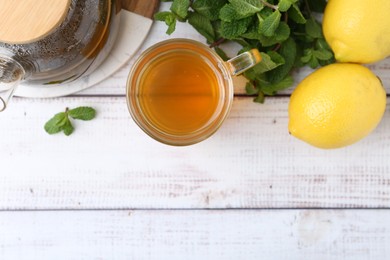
[1, 96, 390, 209]
[0, 210, 389, 259]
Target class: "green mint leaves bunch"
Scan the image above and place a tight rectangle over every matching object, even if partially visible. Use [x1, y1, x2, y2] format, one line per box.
[44, 107, 96, 136]
[155, 0, 334, 103]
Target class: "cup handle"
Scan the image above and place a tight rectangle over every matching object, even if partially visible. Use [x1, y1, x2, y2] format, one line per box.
[0, 81, 19, 112]
[226, 49, 262, 76]
[0, 57, 24, 112]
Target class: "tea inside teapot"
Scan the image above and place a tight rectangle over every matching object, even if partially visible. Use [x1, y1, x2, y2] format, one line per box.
[0, 0, 119, 111]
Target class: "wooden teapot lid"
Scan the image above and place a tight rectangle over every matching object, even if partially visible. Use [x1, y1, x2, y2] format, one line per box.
[0, 0, 71, 44]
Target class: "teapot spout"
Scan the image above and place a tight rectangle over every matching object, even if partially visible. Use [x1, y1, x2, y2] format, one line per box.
[0, 57, 25, 111]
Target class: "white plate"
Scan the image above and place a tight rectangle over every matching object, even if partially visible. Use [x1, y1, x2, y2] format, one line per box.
[15, 10, 153, 98]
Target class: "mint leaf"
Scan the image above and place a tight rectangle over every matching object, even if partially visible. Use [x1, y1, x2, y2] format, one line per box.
[307, 0, 327, 13]
[219, 4, 249, 22]
[192, 0, 226, 21]
[301, 49, 313, 63]
[254, 91, 265, 103]
[267, 51, 285, 65]
[166, 20, 177, 35]
[228, 0, 263, 16]
[305, 18, 322, 39]
[212, 20, 223, 40]
[259, 10, 281, 37]
[68, 107, 96, 121]
[300, 46, 334, 68]
[278, 0, 297, 12]
[288, 3, 306, 24]
[154, 12, 177, 35]
[220, 17, 252, 39]
[267, 37, 297, 83]
[245, 81, 259, 95]
[241, 22, 261, 39]
[258, 21, 290, 46]
[262, 75, 294, 95]
[248, 52, 284, 74]
[309, 55, 319, 68]
[62, 118, 74, 136]
[44, 112, 67, 134]
[170, 0, 190, 19]
[315, 38, 332, 51]
[45, 107, 96, 136]
[243, 65, 259, 81]
[313, 49, 333, 60]
[188, 12, 215, 43]
[154, 12, 171, 21]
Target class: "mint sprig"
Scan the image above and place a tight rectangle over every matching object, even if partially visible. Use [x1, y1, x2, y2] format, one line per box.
[44, 107, 96, 136]
[155, 0, 334, 103]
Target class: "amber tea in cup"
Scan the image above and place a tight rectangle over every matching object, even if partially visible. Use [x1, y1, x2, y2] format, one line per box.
[127, 39, 261, 146]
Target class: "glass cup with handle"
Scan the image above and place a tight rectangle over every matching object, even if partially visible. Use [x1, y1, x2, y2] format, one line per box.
[127, 38, 262, 146]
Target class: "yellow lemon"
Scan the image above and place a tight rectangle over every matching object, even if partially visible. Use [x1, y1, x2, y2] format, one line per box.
[288, 63, 386, 149]
[323, 0, 390, 64]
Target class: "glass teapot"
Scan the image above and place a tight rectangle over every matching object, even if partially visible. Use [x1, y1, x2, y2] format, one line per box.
[0, 0, 120, 111]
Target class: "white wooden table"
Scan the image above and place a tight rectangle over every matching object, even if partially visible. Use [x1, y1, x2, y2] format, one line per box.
[1, 3, 390, 259]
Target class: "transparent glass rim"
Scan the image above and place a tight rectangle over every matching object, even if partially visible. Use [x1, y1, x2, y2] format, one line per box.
[126, 38, 234, 146]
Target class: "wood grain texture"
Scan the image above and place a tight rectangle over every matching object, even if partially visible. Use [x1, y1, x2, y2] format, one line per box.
[121, 0, 160, 18]
[0, 210, 389, 259]
[2, 2, 390, 257]
[1, 96, 390, 210]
